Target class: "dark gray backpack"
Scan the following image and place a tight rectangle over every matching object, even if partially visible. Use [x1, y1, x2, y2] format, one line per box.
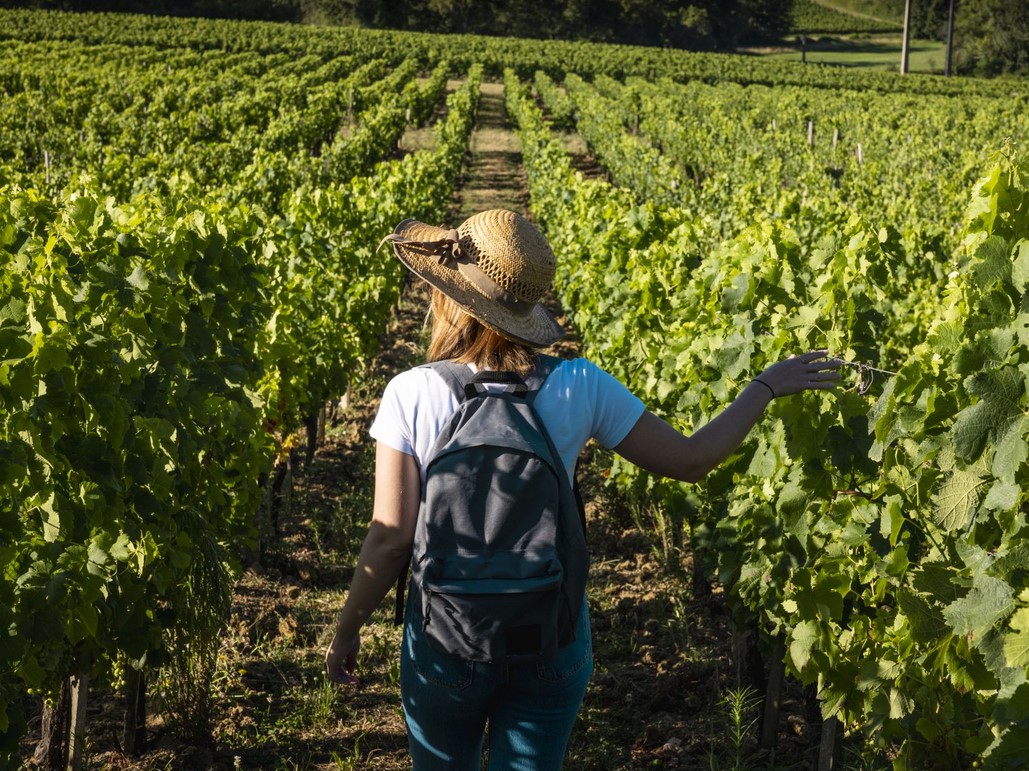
[401, 355, 589, 663]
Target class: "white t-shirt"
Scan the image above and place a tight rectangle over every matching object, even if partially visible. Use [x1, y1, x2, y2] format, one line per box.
[370, 358, 647, 484]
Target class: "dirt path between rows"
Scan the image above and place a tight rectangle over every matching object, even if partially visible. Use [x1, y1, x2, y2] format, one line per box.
[452, 81, 530, 220]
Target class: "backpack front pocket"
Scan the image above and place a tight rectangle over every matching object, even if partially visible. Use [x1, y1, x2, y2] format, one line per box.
[421, 571, 563, 663]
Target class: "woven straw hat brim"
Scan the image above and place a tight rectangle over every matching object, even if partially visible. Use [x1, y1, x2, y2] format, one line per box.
[387, 219, 565, 348]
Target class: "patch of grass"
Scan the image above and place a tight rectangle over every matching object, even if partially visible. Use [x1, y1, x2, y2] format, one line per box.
[767, 34, 949, 73]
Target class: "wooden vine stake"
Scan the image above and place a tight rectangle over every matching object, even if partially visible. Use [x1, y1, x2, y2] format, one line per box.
[759, 639, 786, 750]
[318, 400, 328, 445]
[807, 121, 814, 146]
[815, 672, 839, 771]
[304, 410, 319, 466]
[123, 668, 147, 756]
[67, 668, 89, 771]
[818, 715, 840, 770]
[32, 680, 69, 770]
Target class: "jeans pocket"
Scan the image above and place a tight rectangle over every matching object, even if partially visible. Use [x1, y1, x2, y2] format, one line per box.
[535, 617, 593, 683]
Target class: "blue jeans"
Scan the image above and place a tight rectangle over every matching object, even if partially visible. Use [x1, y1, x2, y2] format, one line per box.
[400, 599, 593, 771]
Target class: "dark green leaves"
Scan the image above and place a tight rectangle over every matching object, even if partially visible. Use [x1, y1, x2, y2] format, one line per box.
[953, 368, 1025, 462]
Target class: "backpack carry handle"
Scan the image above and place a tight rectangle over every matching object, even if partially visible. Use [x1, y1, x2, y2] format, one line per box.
[464, 371, 529, 398]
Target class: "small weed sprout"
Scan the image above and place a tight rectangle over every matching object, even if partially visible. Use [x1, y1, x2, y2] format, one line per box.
[330, 730, 368, 770]
[312, 674, 338, 724]
[710, 685, 762, 771]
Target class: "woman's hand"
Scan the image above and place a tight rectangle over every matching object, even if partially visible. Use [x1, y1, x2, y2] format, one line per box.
[323, 444, 420, 689]
[754, 350, 842, 398]
[325, 629, 361, 686]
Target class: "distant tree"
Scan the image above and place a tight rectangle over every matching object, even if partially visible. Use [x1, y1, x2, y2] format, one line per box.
[910, 0, 949, 40]
[954, 0, 1029, 75]
[737, 0, 793, 41]
[1, 0, 799, 51]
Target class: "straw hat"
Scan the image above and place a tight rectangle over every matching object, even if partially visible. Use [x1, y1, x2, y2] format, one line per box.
[379, 209, 564, 347]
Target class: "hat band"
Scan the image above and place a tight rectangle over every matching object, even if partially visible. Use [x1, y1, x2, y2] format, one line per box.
[379, 229, 536, 316]
[456, 260, 535, 316]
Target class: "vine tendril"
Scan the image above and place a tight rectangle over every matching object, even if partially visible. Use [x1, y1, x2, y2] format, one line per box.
[839, 361, 898, 395]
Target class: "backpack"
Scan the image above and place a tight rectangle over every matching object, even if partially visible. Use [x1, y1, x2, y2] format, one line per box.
[397, 355, 589, 663]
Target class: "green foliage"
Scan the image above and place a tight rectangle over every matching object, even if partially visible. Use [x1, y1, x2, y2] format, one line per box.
[0, 20, 480, 757]
[3, 0, 798, 49]
[508, 64, 1029, 767]
[790, 0, 902, 34]
[954, 0, 1029, 76]
[3, 4, 1029, 765]
[2, 7, 1023, 97]
[0, 190, 272, 746]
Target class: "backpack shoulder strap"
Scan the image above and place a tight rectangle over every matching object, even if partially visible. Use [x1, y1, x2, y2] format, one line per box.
[522, 355, 588, 538]
[396, 360, 471, 627]
[423, 360, 472, 403]
[524, 354, 563, 400]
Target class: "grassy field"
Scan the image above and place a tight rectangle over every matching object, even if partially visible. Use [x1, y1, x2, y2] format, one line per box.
[761, 33, 949, 73]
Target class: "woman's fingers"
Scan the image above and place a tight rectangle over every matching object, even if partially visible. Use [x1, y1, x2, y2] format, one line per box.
[796, 354, 842, 390]
[326, 633, 361, 687]
[758, 352, 844, 396]
[799, 349, 830, 361]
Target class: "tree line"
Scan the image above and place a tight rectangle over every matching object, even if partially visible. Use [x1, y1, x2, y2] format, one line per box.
[0, 0, 797, 49]
[3, 0, 1027, 77]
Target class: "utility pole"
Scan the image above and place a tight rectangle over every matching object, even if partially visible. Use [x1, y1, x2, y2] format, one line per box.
[900, 0, 912, 74]
[945, 0, 956, 76]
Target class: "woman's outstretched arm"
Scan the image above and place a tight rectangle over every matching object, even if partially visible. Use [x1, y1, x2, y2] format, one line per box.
[613, 351, 841, 483]
[325, 442, 420, 684]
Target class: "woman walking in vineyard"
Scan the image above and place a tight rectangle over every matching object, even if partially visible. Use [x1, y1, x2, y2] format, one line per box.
[325, 209, 840, 770]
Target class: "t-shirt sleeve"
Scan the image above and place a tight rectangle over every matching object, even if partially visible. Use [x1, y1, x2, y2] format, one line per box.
[586, 361, 647, 449]
[369, 372, 416, 456]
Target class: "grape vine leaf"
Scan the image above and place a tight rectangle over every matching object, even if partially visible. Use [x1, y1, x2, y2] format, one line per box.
[788, 619, 820, 675]
[1012, 240, 1029, 294]
[971, 235, 1012, 289]
[943, 574, 1014, 643]
[983, 725, 1029, 767]
[898, 590, 949, 644]
[992, 415, 1029, 485]
[931, 449, 990, 532]
[0, 297, 27, 324]
[983, 481, 1021, 513]
[1014, 314, 1029, 350]
[1003, 607, 1029, 668]
[999, 681, 1029, 723]
[986, 543, 1029, 586]
[952, 368, 1025, 463]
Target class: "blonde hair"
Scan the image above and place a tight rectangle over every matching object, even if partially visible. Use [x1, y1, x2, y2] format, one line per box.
[426, 289, 537, 376]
